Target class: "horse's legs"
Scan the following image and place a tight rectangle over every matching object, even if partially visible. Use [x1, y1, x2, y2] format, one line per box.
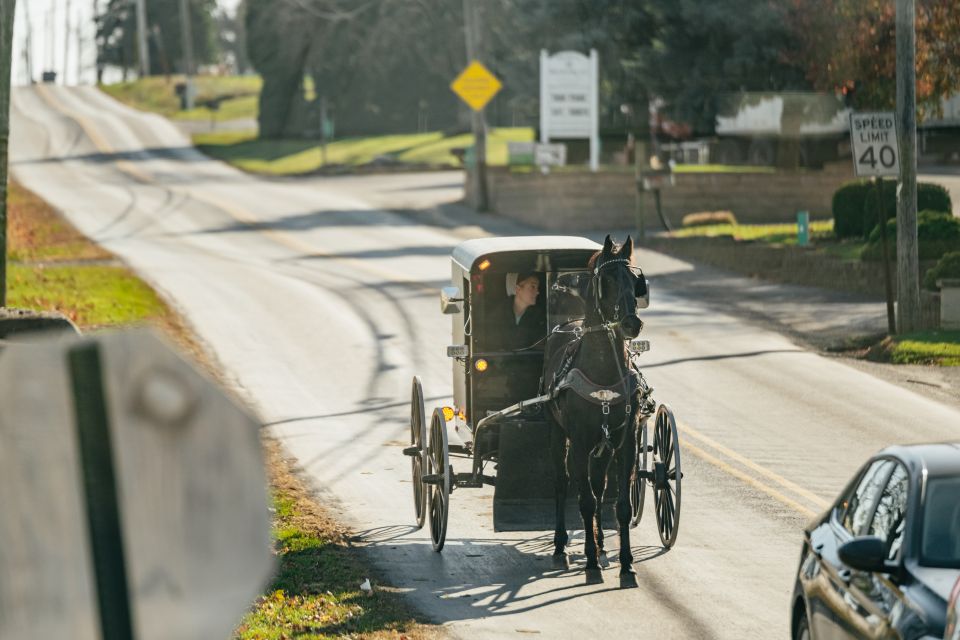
[590, 450, 611, 553]
[616, 423, 638, 575]
[550, 424, 569, 556]
[572, 444, 600, 570]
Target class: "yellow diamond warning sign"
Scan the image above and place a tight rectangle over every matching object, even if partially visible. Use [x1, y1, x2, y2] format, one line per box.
[450, 61, 502, 111]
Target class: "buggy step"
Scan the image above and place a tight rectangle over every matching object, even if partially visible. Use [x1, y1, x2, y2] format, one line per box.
[455, 473, 495, 489]
[402, 446, 421, 457]
[421, 473, 443, 485]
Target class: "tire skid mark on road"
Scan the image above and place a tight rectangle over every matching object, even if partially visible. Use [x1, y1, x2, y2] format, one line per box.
[35, 83, 438, 297]
[34, 85, 446, 402]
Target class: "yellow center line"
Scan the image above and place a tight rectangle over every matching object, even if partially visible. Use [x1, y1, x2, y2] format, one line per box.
[681, 439, 818, 518]
[32, 85, 437, 294]
[678, 421, 831, 509]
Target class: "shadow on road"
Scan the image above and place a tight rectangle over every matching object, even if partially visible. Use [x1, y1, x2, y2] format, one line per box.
[354, 526, 674, 617]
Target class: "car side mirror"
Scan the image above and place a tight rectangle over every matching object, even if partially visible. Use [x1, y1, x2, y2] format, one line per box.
[440, 286, 463, 314]
[838, 536, 897, 574]
[636, 278, 650, 309]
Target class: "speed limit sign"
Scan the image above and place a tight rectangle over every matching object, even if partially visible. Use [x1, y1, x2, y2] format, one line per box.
[850, 112, 900, 177]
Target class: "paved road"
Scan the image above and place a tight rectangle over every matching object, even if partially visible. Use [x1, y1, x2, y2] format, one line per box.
[11, 85, 960, 639]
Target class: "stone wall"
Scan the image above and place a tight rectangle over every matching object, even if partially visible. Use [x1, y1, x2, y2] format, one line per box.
[647, 237, 942, 329]
[469, 165, 854, 230]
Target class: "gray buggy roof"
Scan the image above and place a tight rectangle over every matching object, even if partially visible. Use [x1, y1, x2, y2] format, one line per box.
[452, 236, 601, 272]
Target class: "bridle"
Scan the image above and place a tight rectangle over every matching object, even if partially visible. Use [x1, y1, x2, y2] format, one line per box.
[591, 257, 640, 329]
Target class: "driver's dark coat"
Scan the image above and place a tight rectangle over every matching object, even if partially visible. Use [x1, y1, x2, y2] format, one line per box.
[490, 296, 546, 351]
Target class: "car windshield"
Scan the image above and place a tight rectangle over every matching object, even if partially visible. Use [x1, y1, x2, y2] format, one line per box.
[921, 477, 960, 568]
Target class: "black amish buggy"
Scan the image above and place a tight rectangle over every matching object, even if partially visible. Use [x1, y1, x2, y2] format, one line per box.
[403, 235, 682, 573]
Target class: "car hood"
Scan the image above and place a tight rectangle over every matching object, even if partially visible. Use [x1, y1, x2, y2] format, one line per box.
[912, 566, 960, 602]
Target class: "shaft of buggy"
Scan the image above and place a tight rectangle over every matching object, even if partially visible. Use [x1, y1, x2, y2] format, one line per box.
[471, 393, 551, 478]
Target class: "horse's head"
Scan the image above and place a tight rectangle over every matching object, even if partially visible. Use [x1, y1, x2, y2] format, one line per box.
[589, 235, 645, 339]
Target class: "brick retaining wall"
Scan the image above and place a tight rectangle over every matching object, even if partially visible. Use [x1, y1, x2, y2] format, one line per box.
[647, 237, 941, 329]
[470, 166, 854, 230]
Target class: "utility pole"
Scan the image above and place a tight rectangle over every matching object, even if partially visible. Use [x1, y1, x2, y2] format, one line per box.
[19, 0, 29, 83]
[178, 0, 195, 109]
[0, 0, 16, 307]
[63, 0, 71, 85]
[135, 0, 149, 78]
[94, 0, 104, 84]
[461, 0, 489, 212]
[896, 0, 920, 333]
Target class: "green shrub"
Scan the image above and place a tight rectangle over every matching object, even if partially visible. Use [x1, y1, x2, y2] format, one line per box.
[681, 210, 738, 227]
[832, 181, 871, 239]
[861, 180, 954, 237]
[923, 251, 960, 290]
[862, 210, 960, 261]
[836, 180, 954, 239]
[919, 183, 953, 215]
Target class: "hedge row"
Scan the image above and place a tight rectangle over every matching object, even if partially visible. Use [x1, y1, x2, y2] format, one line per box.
[861, 210, 960, 261]
[832, 180, 952, 239]
[924, 252, 960, 290]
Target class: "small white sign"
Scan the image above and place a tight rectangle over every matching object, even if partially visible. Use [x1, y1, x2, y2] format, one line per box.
[850, 111, 901, 177]
[535, 143, 566, 167]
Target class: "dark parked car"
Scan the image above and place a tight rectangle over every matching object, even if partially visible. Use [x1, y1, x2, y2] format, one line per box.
[947, 576, 960, 640]
[791, 443, 960, 639]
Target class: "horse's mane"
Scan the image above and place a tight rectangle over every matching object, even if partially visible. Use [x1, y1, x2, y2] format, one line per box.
[587, 250, 600, 270]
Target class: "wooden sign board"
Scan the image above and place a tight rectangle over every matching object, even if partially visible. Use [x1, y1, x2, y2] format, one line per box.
[0, 330, 273, 640]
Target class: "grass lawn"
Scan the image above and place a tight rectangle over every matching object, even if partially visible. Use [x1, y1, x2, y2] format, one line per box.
[236, 441, 433, 640]
[194, 127, 535, 175]
[5, 180, 437, 638]
[672, 164, 776, 174]
[101, 75, 261, 121]
[671, 219, 835, 245]
[887, 331, 960, 366]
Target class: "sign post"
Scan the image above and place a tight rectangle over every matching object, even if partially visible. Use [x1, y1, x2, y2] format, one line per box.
[850, 111, 900, 334]
[0, 330, 273, 640]
[540, 49, 599, 171]
[450, 60, 502, 212]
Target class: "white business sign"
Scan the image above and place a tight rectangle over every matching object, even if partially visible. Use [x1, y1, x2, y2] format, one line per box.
[540, 49, 599, 171]
[850, 111, 901, 177]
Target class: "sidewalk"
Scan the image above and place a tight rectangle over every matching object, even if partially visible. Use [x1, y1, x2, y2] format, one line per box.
[400, 198, 960, 409]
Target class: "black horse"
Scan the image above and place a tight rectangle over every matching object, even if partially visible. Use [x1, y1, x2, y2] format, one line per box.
[544, 235, 647, 576]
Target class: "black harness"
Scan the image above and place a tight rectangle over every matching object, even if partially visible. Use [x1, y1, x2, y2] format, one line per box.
[545, 257, 654, 457]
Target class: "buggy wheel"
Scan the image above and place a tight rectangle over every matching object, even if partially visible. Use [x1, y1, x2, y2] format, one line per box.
[630, 419, 649, 527]
[410, 377, 427, 529]
[427, 408, 450, 552]
[653, 404, 682, 548]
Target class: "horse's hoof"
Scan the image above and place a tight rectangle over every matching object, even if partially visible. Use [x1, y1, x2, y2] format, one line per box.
[552, 553, 569, 569]
[584, 568, 604, 585]
[619, 572, 638, 589]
